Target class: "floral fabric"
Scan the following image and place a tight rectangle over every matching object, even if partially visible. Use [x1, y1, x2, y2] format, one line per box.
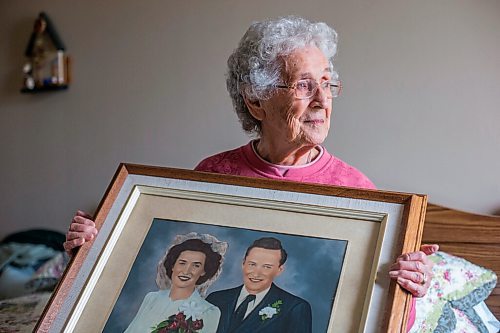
[409, 252, 497, 333]
[26, 252, 69, 292]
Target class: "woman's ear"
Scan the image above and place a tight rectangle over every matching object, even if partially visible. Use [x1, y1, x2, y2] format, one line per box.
[243, 95, 266, 121]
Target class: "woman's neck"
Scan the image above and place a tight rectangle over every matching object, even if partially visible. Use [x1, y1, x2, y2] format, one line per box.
[255, 139, 319, 166]
[169, 286, 195, 301]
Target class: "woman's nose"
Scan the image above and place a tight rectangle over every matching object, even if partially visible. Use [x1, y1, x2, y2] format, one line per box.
[312, 84, 330, 106]
[311, 87, 331, 109]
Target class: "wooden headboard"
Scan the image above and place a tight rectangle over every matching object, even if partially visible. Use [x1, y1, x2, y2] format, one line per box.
[422, 203, 500, 318]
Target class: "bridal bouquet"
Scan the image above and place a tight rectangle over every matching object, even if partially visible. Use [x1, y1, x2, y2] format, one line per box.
[150, 312, 204, 333]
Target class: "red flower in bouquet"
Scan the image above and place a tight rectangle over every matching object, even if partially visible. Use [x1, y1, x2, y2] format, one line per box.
[166, 320, 180, 330]
[175, 312, 186, 321]
[192, 319, 203, 330]
[151, 311, 204, 333]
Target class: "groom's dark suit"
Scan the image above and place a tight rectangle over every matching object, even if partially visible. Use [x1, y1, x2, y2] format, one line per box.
[206, 283, 312, 333]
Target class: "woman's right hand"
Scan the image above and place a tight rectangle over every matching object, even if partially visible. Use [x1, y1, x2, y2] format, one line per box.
[63, 210, 98, 255]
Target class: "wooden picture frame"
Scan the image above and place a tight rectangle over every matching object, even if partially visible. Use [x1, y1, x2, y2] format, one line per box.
[36, 164, 427, 333]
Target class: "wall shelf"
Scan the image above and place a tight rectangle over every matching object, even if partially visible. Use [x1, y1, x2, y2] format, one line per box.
[21, 85, 68, 94]
[21, 12, 71, 94]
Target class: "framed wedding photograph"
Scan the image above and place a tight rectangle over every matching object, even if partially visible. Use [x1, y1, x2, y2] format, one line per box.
[36, 164, 427, 333]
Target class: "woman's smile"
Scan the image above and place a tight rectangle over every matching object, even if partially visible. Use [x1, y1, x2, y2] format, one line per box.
[302, 118, 324, 125]
[176, 274, 192, 282]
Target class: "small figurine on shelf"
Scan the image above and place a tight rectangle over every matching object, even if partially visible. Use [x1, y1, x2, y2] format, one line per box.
[22, 63, 35, 90]
[21, 12, 71, 93]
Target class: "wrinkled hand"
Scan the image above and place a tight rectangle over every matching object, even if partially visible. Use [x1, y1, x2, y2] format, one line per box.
[63, 210, 98, 255]
[389, 244, 439, 297]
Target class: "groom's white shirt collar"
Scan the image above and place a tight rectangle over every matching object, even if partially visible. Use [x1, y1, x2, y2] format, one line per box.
[235, 285, 272, 319]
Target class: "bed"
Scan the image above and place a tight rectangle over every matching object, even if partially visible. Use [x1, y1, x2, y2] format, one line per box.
[0, 203, 498, 332]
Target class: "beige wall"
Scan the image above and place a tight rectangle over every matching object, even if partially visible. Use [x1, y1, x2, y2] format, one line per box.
[1, 0, 499, 239]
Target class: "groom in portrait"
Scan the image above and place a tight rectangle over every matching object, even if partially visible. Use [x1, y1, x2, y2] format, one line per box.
[206, 237, 312, 333]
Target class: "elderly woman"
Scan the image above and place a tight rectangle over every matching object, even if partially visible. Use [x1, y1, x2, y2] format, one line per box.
[124, 233, 227, 333]
[195, 17, 373, 188]
[65, 16, 437, 330]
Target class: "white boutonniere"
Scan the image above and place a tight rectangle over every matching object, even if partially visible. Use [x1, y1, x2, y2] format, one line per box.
[259, 300, 283, 321]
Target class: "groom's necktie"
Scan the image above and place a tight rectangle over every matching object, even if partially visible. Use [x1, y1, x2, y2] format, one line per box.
[230, 294, 256, 331]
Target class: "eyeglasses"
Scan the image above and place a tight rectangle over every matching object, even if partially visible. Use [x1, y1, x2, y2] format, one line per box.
[275, 79, 342, 99]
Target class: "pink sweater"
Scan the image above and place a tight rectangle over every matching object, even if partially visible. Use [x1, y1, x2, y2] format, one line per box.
[195, 141, 375, 189]
[195, 141, 416, 330]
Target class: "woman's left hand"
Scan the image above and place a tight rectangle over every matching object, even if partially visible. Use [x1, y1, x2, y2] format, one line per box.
[389, 244, 439, 297]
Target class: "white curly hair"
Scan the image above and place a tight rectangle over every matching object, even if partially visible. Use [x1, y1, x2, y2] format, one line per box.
[226, 15, 339, 135]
